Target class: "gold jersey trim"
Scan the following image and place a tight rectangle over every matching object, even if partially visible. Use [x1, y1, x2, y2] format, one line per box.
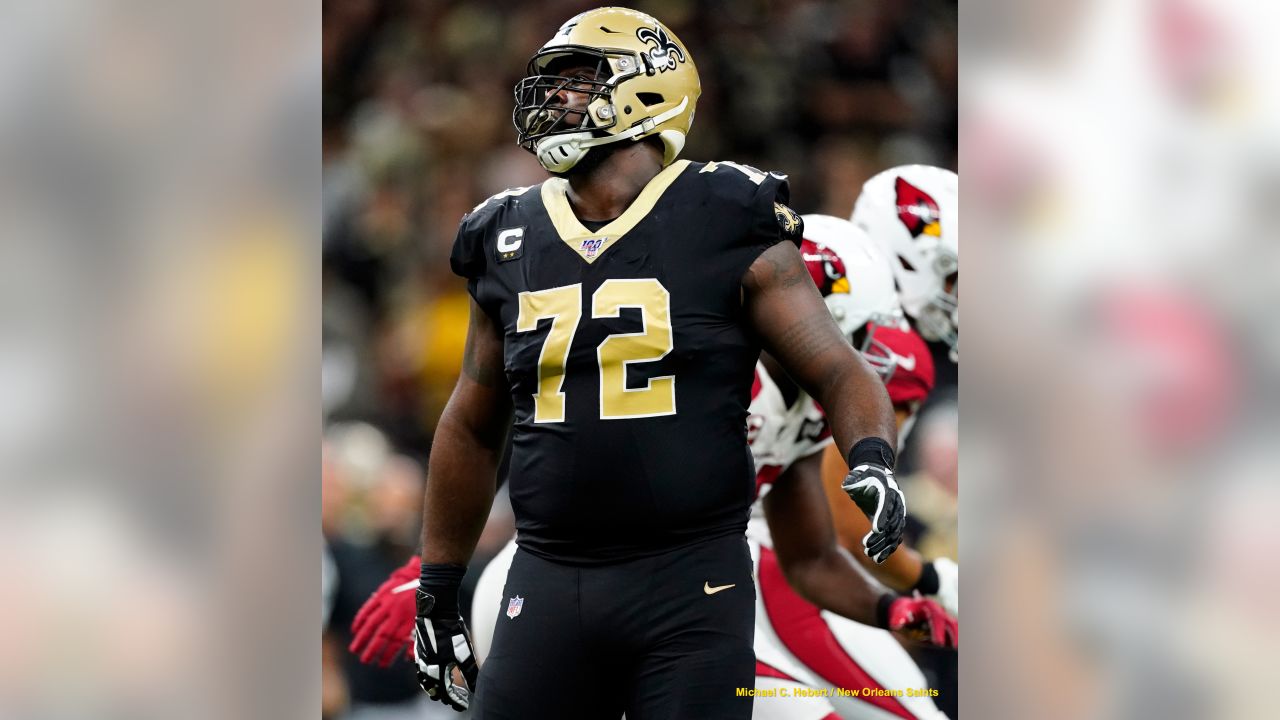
[541, 159, 691, 263]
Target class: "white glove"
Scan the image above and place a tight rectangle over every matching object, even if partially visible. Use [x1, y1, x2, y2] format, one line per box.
[929, 557, 958, 618]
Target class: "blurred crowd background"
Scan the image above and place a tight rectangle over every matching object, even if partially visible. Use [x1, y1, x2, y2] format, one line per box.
[0, 1, 318, 718]
[322, 1, 957, 718]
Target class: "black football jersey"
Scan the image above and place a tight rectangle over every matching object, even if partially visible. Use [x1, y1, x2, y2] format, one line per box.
[450, 159, 800, 565]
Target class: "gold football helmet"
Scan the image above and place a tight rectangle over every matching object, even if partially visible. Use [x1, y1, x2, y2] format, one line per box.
[514, 7, 701, 173]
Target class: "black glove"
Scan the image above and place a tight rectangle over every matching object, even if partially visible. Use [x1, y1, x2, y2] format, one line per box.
[413, 564, 478, 712]
[841, 439, 906, 564]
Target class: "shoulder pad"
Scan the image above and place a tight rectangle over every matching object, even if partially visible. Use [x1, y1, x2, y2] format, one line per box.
[692, 160, 790, 209]
[464, 184, 539, 224]
[694, 160, 787, 188]
[452, 185, 535, 281]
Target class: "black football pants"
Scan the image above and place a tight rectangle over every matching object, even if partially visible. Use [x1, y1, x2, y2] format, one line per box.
[471, 533, 756, 720]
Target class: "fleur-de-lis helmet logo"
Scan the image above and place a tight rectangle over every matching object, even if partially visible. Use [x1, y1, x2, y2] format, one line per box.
[636, 25, 686, 72]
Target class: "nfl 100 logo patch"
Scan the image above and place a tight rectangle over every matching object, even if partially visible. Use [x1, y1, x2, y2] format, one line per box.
[506, 595, 524, 619]
[580, 237, 605, 259]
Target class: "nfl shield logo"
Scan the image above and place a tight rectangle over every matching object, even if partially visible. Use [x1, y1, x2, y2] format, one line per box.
[581, 237, 604, 259]
[506, 595, 524, 619]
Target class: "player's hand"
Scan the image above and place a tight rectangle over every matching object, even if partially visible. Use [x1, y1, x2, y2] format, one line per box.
[883, 594, 957, 649]
[349, 556, 420, 667]
[414, 586, 479, 711]
[841, 463, 906, 563]
[929, 558, 958, 618]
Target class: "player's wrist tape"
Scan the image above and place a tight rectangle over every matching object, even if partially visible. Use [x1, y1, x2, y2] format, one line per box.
[419, 562, 467, 615]
[847, 437, 896, 470]
[875, 593, 898, 629]
[912, 561, 940, 596]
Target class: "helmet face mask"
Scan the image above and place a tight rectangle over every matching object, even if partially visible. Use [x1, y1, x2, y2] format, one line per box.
[513, 8, 701, 173]
[917, 245, 958, 357]
[855, 318, 906, 384]
[513, 49, 628, 152]
[917, 291, 957, 352]
[855, 320, 906, 384]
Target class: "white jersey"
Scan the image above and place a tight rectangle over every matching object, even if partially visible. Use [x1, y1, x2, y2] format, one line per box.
[741, 362, 947, 720]
[745, 361, 833, 548]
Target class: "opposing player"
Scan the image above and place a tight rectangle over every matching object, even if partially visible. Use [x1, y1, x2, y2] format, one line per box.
[748, 216, 957, 720]
[805, 215, 958, 612]
[406, 9, 907, 718]
[844, 166, 960, 604]
[852, 166, 958, 363]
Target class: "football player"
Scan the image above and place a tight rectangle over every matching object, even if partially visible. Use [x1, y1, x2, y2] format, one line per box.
[348, 217, 960, 719]
[748, 216, 958, 720]
[405, 8, 907, 718]
[804, 215, 958, 613]
[852, 166, 959, 363]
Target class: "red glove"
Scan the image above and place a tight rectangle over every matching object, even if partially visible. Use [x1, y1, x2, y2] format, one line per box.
[349, 556, 421, 667]
[880, 594, 958, 649]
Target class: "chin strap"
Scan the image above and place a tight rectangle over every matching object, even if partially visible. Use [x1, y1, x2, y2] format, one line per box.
[536, 97, 689, 172]
[584, 96, 689, 148]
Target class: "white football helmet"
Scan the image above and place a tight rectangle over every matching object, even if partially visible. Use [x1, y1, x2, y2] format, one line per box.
[800, 214, 907, 381]
[851, 165, 958, 361]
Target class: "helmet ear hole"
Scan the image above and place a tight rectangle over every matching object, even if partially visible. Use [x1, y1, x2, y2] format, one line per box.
[636, 92, 665, 107]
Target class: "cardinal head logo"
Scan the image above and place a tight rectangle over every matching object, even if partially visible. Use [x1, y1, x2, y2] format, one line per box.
[894, 177, 942, 238]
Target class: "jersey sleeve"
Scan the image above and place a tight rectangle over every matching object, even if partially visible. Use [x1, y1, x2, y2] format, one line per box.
[720, 168, 803, 284]
[448, 212, 507, 323]
[448, 215, 487, 281]
[748, 173, 803, 251]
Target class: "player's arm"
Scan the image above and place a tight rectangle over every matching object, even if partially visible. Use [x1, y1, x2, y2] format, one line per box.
[764, 451, 889, 625]
[764, 450, 957, 646]
[743, 241, 905, 563]
[420, 296, 512, 565]
[742, 242, 896, 452]
[414, 297, 512, 711]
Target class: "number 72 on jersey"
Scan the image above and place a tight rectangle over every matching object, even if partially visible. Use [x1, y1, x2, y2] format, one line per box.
[517, 278, 675, 422]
